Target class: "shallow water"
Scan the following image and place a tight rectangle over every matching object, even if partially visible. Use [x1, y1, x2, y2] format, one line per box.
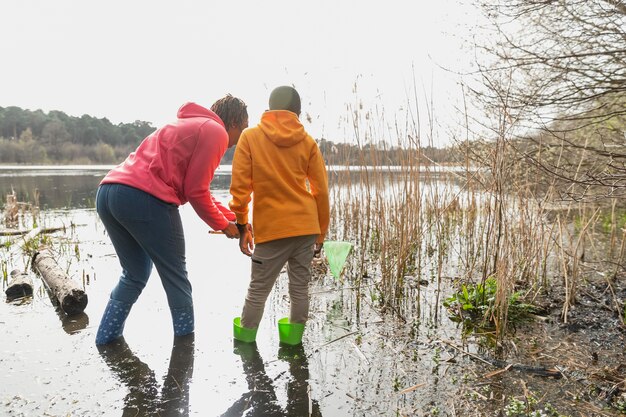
[0, 168, 463, 416]
[1, 167, 624, 417]
[0, 207, 458, 416]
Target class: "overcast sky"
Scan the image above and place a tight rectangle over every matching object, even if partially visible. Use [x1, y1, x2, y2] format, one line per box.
[0, 0, 480, 146]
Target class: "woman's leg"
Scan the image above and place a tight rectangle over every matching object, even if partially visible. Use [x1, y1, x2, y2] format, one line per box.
[144, 207, 194, 336]
[99, 185, 154, 304]
[96, 184, 153, 345]
[105, 184, 193, 336]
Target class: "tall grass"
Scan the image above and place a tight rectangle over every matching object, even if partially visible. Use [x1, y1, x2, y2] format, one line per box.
[325, 92, 626, 339]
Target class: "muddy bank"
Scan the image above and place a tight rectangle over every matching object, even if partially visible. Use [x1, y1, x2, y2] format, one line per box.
[446, 275, 626, 417]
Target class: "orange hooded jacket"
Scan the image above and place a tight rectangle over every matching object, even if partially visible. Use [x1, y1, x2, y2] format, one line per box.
[229, 110, 329, 244]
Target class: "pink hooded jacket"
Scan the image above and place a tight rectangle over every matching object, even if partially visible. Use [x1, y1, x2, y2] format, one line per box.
[101, 102, 235, 230]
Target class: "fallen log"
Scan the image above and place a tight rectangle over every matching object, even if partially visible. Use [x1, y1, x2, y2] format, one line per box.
[1, 226, 64, 237]
[5, 269, 34, 300]
[32, 247, 88, 315]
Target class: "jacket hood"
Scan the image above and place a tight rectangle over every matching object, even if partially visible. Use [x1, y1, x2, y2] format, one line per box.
[259, 110, 307, 147]
[176, 102, 225, 127]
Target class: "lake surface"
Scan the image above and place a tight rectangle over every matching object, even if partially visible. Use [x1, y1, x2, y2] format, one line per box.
[1, 166, 617, 417]
[0, 165, 475, 417]
[0, 165, 235, 210]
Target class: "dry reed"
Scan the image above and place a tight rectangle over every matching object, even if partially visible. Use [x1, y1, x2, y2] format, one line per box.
[325, 92, 626, 339]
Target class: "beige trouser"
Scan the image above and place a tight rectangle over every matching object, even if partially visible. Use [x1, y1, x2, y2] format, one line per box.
[241, 234, 317, 329]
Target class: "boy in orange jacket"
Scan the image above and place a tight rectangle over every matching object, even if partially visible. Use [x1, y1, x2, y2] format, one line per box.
[229, 86, 329, 344]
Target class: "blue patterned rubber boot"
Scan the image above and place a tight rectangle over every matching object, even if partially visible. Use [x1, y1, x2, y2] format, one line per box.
[95, 298, 132, 345]
[171, 305, 194, 337]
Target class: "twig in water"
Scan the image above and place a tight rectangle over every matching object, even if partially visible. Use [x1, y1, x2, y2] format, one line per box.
[439, 339, 563, 378]
[398, 383, 426, 395]
[309, 331, 359, 357]
[310, 283, 376, 295]
[437, 339, 494, 366]
[484, 364, 513, 378]
[350, 341, 369, 364]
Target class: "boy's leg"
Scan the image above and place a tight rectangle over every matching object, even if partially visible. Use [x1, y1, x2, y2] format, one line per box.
[286, 235, 317, 324]
[241, 237, 293, 329]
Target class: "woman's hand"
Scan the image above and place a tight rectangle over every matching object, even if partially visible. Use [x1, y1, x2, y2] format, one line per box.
[221, 221, 240, 239]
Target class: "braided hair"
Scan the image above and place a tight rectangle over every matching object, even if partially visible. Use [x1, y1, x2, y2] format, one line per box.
[210, 94, 248, 129]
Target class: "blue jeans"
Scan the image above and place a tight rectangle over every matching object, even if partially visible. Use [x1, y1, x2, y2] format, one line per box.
[96, 183, 192, 310]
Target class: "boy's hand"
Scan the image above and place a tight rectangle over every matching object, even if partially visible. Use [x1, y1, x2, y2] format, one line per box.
[313, 242, 323, 258]
[238, 224, 254, 256]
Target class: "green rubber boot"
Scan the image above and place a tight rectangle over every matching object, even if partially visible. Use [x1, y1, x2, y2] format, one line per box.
[233, 317, 257, 343]
[277, 317, 305, 346]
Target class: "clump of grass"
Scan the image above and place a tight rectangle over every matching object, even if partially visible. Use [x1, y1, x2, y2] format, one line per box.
[504, 395, 564, 417]
[443, 277, 538, 327]
[20, 233, 52, 256]
[1, 259, 8, 285]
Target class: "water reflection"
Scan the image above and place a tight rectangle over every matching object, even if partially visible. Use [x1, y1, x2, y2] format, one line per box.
[0, 165, 454, 210]
[0, 173, 104, 209]
[61, 312, 89, 334]
[221, 342, 322, 417]
[97, 334, 195, 417]
[43, 283, 91, 334]
[0, 166, 234, 209]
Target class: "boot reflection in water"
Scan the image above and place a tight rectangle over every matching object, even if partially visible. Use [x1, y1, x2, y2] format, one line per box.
[221, 341, 322, 417]
[97, 337, 160, 416]
[97, 334, 195, 417]
[278, 344, 322, 417]
[161, 333, 195, 416]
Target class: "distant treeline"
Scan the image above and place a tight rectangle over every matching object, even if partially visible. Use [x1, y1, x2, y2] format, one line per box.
[315, 139, 455, 166]
[0, 106, 455, 165]
[0, 106, 155, 164]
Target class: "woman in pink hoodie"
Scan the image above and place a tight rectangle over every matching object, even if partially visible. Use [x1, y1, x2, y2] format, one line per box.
[95, 95, 248, 345]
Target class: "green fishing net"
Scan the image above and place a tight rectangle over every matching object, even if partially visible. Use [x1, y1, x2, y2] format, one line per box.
[323, 241, 352, 279]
